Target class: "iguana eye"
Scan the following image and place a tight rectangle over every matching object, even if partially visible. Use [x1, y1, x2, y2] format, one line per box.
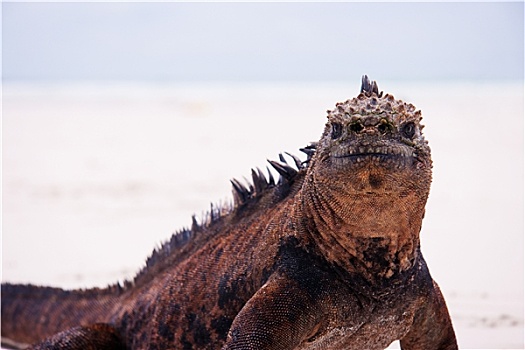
[331, 122, 343, 139]
[401, 122, 416, 139]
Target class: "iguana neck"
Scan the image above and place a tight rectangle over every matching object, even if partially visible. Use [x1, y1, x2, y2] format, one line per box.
[295, 170, 427, 281]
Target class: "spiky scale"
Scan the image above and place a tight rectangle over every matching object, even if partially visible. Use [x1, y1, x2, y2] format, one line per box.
[256, 168, 269, 192]
[191, 215, 199, 230]
[300, 143, 317, 162]
[266, 166, 275, 186]
[251, 168, 267, 195]
[267, 159, 298, 181]
[231, 178, 251, 205]
[285, 152, 303, 170]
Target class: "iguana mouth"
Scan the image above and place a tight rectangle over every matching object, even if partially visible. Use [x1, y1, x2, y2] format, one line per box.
[336, 153, 404, 160]
[334, 145, 413, 158]
[332, 145, 415, 167]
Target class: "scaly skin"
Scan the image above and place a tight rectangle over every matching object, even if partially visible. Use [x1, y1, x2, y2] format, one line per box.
[1, 76, 457, 350]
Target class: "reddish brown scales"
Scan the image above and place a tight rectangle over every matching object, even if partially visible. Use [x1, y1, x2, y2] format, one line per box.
[1, 76, 457, 350]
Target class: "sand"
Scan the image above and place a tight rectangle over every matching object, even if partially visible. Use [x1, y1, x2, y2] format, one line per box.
[2, 81, 523, 349]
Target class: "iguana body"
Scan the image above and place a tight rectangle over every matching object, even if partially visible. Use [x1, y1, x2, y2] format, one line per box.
[2, 77, 458, 350]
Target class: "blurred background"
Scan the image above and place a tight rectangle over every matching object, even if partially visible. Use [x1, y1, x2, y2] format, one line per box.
[2, 2, 524, 349]
[2, 2, 523, 82]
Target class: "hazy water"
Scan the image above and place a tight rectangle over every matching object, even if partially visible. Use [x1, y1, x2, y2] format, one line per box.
[2, 81, 523, 348]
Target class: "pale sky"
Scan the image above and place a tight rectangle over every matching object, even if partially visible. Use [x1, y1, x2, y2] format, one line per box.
[2, 2, 524, 82]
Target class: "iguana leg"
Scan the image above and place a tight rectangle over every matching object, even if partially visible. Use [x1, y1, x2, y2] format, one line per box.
[27, 323, 125, 350]
[400, 281, 458, 350]
[222, 272, 326, 350]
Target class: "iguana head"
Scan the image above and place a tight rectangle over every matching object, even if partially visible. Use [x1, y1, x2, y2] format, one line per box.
[301, 76, 433, 277]
[311, 76, 432, 196]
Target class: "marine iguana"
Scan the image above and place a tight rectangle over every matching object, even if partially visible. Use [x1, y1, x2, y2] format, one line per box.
[1, 76, 458, 350]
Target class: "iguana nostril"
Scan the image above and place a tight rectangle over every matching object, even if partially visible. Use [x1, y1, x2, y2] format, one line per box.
[377, 120, 393, 134]
[377, 123, 389, 134]
[349, 122, 364, 133]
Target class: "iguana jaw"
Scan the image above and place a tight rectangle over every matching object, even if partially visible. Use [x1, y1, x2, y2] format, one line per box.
[313, 141, 429, 195]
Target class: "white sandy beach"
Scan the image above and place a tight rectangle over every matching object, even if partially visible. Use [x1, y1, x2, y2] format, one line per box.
[2, 81, 523, 349]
